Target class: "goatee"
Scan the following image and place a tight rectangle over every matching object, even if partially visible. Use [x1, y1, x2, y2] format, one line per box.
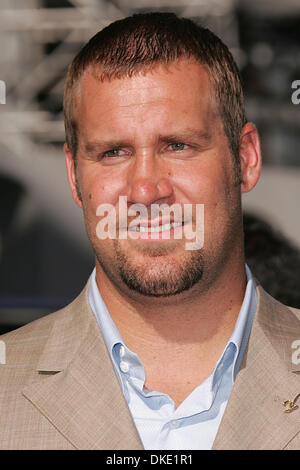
[96, 244, 205, 297]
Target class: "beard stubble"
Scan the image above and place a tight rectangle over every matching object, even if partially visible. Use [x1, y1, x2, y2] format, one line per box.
[95, 239, 205, 297]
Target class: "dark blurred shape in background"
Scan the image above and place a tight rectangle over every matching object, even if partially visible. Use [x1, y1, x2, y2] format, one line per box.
[244, 212, 300, 309]
[0, 171, 94, 334]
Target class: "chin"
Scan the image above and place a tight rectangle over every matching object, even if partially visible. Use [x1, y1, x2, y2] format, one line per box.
[115, 247, 205, 297]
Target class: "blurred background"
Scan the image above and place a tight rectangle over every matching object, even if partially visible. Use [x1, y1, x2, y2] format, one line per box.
[0, 0, 300, 333]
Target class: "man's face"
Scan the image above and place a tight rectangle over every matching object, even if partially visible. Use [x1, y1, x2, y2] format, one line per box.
[66, 60, 245, 298]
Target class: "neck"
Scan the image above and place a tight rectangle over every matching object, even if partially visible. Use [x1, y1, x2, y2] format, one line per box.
[95, 257, 247, 354]
[95, 257, 247, 406]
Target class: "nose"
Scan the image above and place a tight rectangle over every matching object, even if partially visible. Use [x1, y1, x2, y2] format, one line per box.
[127, 153, 174, 207]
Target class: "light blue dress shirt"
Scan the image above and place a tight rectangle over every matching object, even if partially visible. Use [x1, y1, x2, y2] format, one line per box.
[88, 265, 257, 450]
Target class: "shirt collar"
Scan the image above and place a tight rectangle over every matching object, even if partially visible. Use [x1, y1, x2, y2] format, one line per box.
[211, 265, 257, 391]
[88, 265, 257, 391]
[230, 264, 256, 348]
[88, 268, 124, 355]
[232, 264, 257, 378]
[88, 270, 143, 397]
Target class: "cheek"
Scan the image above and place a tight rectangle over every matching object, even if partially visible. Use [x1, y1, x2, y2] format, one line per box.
[81, 167, 126, 207]
[173, 160, 237, 235]
[172, 162, 223, 205]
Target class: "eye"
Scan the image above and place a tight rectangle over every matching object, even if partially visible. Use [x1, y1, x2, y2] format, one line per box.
[97, 147, 131, 165]
[169, 143, 188, 151]
[103, 149, 124, 158]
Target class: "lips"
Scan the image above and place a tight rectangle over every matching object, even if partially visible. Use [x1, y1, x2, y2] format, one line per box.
[128, 221, 183, 233]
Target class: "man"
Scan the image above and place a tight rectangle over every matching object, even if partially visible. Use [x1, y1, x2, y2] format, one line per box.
[0, 12, 299, 450]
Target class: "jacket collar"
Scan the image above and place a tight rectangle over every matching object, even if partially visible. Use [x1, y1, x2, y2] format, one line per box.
[22, 280, 143, 450]
[213, 284, 300, 449]
[22, 280, 300, 450]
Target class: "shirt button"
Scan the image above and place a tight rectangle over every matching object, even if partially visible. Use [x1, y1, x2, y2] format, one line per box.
[120, 361, 129, 373]
[120, 345, 125, 358]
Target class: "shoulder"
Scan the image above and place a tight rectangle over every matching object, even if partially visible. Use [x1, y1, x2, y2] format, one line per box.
[255, 285, 300, 365]
[0, 281, 92, 382]
[0, 279, 100, 449]
[0, 308, 68, 367]
[256, 284, 300, 325]
[287, 306, 300, 321]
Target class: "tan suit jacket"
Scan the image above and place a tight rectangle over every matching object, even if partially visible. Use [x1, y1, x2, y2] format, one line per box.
[0, 280, 300, 450]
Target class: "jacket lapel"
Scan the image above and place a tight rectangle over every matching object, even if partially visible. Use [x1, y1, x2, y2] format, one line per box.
[213, 285, 300, 450]
[22, 283, 143, 450]
[21, 279, 300, 450]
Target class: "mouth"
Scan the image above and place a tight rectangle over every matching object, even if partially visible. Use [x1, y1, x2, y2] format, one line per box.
[121, 218, 187, 242]
[128, 221, 183, 233]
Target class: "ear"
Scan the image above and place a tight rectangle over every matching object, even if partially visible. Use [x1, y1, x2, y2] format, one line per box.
[239, 123, 262, 193]
[64, 143, 83, 208]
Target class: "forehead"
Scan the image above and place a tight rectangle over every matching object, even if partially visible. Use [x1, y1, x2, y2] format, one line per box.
[76, 60, 219, 139]
[81, 60, 214, 102]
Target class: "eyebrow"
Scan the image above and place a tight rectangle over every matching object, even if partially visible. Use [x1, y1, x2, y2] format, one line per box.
[84, 140, 129, 155]
[158, 128, 212, 145]
[84, 128, 213, 154]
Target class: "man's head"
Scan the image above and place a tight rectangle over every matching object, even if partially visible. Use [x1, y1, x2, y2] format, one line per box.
[64, 12, 261, 300]
[64, 12, 246, 183]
